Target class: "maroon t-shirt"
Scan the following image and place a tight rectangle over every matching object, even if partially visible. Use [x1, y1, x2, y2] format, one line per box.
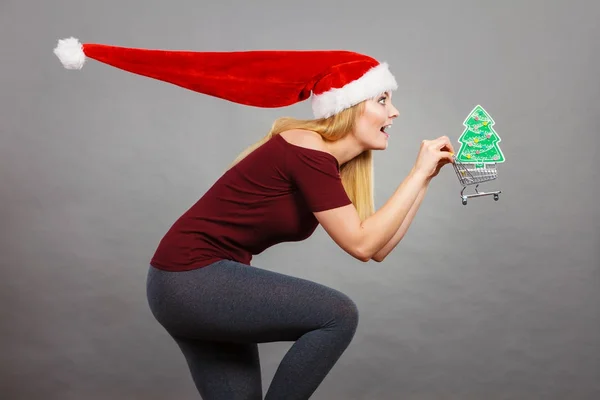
[150, 133, 353, 271]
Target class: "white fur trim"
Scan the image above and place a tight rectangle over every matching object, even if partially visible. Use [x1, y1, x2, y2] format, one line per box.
[311, 62, 398, 119]
[53, 37, 86, 70]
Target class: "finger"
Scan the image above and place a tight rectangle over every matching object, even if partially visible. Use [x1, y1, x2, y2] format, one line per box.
[440, 144, 456, 154]
[431, 136, 452, 150]
[435, 137, 456, 155]
[442, 142, 456, 154]
[442, 138, 456, 154]
[448, 142, 456, 153]
[439, 151, 455, 163]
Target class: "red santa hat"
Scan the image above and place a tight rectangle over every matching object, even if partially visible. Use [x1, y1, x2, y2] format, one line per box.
[53, 37, 397, 119]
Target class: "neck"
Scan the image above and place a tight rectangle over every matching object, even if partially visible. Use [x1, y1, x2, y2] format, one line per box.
[324, 134, 366, 166]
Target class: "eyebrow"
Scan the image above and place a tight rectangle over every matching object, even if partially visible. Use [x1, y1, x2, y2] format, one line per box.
[375, 92, 390, 101]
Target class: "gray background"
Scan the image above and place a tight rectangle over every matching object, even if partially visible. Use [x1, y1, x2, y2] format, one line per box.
[1, 0, 598, 399]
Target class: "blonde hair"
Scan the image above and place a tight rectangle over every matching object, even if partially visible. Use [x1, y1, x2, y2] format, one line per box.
[229, 101, 374, 221]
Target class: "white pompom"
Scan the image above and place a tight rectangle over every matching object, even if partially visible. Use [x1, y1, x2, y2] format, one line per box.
[53, 37, 86, 70]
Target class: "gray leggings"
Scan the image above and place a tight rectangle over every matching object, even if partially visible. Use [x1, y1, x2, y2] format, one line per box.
[146, 259, 359, 400]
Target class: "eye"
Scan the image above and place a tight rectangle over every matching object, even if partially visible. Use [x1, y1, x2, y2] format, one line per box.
[378, 95, 387, 104]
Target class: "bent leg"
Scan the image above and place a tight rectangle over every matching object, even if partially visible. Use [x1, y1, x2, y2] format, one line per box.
[263, 296, 358, 400]
[172, 337, 262, 400]
[147, 260, 359, 400]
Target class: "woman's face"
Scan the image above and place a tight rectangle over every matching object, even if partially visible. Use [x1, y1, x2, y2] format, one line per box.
[353, 92, 399, 151]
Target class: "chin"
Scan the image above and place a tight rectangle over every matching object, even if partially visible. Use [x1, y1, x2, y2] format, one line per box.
[367, 142, 388, 151]
[360, 131, 390, 151]
[374, 136, 389, 150]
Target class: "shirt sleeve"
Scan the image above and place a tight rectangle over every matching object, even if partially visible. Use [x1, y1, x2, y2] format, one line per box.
[286, 150, 353, 212]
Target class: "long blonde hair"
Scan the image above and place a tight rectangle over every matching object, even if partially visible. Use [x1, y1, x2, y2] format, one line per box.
[229, 101, 374, 221]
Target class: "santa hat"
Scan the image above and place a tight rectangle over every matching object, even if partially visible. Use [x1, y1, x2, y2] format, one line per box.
[53, 37, 397, 119]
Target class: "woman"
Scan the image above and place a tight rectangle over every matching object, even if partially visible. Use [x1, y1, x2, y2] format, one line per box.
[54, 38, 455, 399]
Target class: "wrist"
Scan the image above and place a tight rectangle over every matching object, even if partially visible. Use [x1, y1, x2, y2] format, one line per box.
[409, 167, 430, 185]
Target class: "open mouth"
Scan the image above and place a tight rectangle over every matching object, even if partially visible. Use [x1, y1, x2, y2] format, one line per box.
[380, 125, 391, 137]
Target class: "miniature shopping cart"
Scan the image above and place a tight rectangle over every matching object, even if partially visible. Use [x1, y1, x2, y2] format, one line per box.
[452, 157, 501, 205]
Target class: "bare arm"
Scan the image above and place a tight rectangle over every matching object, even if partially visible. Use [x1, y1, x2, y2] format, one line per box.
[315, 168, 429, 262]
[371, 180, 430, 262]
[314, 137, 453, 262]
[371, 143, 456, 262]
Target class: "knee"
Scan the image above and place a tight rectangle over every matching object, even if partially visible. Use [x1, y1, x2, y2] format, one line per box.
[329, 292, 359, 335]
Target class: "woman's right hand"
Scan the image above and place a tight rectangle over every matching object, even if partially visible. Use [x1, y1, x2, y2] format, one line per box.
[413, 136, 455, 179]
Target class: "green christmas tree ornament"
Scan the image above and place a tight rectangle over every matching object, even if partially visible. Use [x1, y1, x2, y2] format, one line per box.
[455, 105, 505, 167]
[452, 105, 505, 205]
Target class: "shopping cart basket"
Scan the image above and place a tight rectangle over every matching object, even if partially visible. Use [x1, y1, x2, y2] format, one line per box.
[452, 157, 501, 205]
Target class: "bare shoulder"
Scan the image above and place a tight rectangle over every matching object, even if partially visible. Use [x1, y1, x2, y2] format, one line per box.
[279, 129, 328, 152]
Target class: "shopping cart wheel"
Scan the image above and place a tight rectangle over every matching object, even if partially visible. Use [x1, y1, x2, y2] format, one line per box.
[462, 197, 467, 205]
[494, 194, 499, 201]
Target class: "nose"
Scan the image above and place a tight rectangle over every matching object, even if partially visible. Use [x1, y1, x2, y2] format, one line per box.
[389, 103, 399, 119]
